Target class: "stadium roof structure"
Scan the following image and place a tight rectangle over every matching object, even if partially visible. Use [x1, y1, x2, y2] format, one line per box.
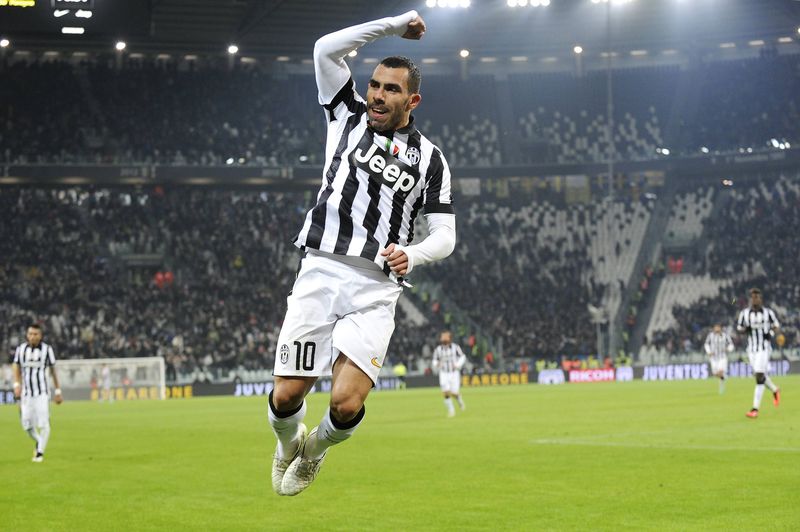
[2, 0, 799, 60]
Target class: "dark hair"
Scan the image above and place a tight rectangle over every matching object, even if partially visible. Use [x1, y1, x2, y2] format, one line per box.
[750, 288, 762, 295]
[28, 323, 42, 331]
[380, 56, 421, 94]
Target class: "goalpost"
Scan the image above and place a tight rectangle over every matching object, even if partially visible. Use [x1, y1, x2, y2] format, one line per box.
[56, 357, 167, 400]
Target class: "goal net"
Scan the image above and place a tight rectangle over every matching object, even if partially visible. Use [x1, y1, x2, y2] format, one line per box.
[57, 357, 166, 401]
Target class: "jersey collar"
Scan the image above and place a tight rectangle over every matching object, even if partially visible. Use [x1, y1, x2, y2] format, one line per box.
[368, 114, 416, 136]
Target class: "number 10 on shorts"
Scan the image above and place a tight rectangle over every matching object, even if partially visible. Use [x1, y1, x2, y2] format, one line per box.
[293, 341, 316, 371]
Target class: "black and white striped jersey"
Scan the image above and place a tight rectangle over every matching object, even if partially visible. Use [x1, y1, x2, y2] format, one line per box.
[293, 12, 454, 279]
[13, 342, 56, 397]
[737, 307, 780, 353]
[432, 344, 466, 373]
[704, 331, 733, 359]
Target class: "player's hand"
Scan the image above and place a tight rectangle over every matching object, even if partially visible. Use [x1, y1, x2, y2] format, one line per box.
[13, 386, 21, 400]
[54, 392, 63, 405]
[381, 243, 409, 276]
[401, 16, 426, 40]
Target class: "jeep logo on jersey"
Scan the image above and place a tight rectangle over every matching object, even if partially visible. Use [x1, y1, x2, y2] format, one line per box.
[350, 142, 421, 196]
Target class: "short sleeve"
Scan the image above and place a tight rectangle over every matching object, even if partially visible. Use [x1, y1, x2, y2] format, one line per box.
[322, 78, 366, 122]
[423, 148, 455, 215]
[769, 309, 781, 329]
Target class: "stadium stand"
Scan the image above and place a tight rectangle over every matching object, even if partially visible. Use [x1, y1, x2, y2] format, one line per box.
[642, 173, 800, 359]
[3, 51, 800, 370]
[425, 193, 652, 360]
[663, 186, 714, 246]
[3, 55, 800, 166]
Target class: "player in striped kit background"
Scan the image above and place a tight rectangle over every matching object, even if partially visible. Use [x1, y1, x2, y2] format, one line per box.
[704, 323, 734, 394]
[12, 323, 63, 462]
[432, 331, 467, 417]
[737, 288, 781, 418]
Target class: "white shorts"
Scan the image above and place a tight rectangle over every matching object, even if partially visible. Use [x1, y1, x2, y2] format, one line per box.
[439, 371, 461, 394]
[748, 350, 770, 374]
[709, 357, 728, 375]
[274, 253, 402, 384]
[20, 395, 50, 430]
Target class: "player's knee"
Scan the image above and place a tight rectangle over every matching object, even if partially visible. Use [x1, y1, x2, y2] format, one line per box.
[270, 385, 305, 412]
[755, 372, 766, 385]
[329, 395, 363, 423]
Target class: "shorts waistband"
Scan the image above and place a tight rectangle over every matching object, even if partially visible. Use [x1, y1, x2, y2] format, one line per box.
[305, 249, 390, 282]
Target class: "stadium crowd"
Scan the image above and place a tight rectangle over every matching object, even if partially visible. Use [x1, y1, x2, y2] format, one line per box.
[2, 183, 655, 376]
[2, 54, 799, 166]
[0, 187, 498, 380]
[646, 175, 800, 355]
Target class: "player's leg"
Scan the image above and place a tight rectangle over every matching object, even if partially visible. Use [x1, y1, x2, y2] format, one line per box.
[750, 372, 766, 417]
[761, 352, 779, 404]
[747, 351, 768, 417]
[269, 376, 317, 495]
[440, 373, 455, 416]
[763, 374, 780, 406]
[283, 280, 399, 496]
[269, 376, 316, 459]
[304, 354, 372, 459]
[282, 354, 372, 496]
[20, 397, 41, 455]
[453, 374, 465, 411]
[268, 254, 338, 494]
[712, 359, 726, 394]
[34, 396, 50, 460]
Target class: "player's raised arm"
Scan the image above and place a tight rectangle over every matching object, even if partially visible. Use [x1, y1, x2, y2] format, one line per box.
[313, 10, 423, 106]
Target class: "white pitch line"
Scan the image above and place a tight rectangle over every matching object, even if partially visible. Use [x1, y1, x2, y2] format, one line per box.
[531, 439, 800, 453]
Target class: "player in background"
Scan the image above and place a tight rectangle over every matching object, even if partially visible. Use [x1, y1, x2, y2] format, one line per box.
[12, 324, 63, 462]
[267, 10, 456, 497]
[432, 330, 467, 417]
[737, 288, 781, 418]
[704, 323, 733, 394]
[101, 364, 113, 402]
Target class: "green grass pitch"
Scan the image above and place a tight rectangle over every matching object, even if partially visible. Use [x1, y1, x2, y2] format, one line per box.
[2, 377, 798, 531]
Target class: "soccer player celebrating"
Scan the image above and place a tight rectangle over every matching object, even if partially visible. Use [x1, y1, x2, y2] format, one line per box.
[12, 324, 63, 462]
[267, 10, 456, 496]
[737, 288, 781, 418]
[432, 330, 467, 417]
[704, 323, 733, 394]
